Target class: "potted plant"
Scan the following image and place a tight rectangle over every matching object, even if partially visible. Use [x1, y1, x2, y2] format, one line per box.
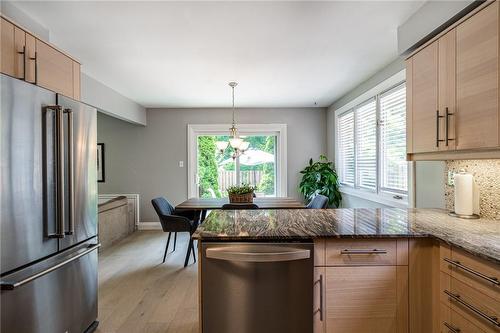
[299, 155, 342, 207]
[227, 184, 257, 203]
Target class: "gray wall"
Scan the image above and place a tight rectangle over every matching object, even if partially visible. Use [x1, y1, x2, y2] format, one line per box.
[326, 58, 405, 160]
[1, 1, 50, 40]
[82, 74, 147, 126]
[397, 1, 474, 54]
[2, 1, 147, 126]
[98, 107, 327, 222]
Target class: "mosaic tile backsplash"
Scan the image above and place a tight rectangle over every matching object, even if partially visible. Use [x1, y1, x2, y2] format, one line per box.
[445, 160, 500, 220]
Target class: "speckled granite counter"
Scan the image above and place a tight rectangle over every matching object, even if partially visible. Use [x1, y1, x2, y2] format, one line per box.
[193, 208, 500, 264]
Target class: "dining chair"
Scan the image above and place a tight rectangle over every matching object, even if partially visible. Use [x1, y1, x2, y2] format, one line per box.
[151, 197, 200, 267]
[306, 194, 329, 209]
[222, 203, 259, 210]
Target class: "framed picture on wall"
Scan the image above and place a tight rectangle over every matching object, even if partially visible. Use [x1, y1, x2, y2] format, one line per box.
[97, 143, 105, 182]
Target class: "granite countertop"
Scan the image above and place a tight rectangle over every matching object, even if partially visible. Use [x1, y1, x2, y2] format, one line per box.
[193, 208, 500, 264]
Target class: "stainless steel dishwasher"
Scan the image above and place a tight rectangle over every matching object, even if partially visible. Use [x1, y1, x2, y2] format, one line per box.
[201, 242, 313, 333]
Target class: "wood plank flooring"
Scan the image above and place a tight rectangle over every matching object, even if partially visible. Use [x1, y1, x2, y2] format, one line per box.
[95, 231, 198, 333]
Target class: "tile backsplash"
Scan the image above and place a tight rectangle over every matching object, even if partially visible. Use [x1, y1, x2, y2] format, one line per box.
[445, 160, 500, 220]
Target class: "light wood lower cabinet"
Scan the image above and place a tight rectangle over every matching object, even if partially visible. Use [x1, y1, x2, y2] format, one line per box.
[314, 239, 408, 333]
[324, 266, 408, 333]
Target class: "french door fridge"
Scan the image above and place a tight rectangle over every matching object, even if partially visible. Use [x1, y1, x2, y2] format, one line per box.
[0, 74, 99, 333]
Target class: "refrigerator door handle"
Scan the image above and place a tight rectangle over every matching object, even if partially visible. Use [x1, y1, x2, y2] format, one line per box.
[45, 105, 65, 239]
[0, 243, 100, 290]
[64, 108, 75, 235]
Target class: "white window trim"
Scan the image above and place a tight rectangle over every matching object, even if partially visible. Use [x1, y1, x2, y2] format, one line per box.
[334, 69, 415, 208]
[187, 124, 287, 199]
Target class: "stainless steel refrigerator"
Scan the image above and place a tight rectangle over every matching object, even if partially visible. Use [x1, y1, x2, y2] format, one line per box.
[1, 74, 100, 333]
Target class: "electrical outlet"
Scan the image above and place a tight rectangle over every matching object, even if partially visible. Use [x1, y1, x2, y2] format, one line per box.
[179, 161, 184, 168]
[447, 171, 455, 186]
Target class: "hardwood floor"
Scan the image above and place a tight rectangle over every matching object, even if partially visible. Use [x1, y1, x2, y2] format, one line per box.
[95, 231, 198, 333]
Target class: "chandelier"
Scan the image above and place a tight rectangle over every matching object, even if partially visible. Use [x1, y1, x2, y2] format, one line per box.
[216, 82, 249, 159]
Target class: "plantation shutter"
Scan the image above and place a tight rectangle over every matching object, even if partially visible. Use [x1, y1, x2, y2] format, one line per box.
[337, 111, 355, 186]
[379, 83, 408, 193]
[354, 98, 377, 191]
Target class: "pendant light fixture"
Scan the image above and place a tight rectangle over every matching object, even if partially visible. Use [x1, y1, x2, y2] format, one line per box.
[216, 82, 249, 159]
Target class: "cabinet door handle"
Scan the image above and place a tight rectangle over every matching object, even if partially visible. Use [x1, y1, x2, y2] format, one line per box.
[17, 46, 25, 80]
[314, 274, 324, 321]
[445, 107, 455, 146]
[29, 51, 37, 84]
[340, 249, 387, 255]
[443, 321, 460, 333]
[444, 290, 500, 327]
[436, 110, 444, 147]
[444, 258, 499, 286]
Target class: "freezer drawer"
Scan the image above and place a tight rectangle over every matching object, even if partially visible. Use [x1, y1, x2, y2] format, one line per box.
[1, 242, 99, 333]
[201, 242, 313, 333]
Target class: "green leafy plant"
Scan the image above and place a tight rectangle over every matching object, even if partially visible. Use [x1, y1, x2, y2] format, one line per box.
[227, 183, 257, 195]
[299, 155, 341, 207]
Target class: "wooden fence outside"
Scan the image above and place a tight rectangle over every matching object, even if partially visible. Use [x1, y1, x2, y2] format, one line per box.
[218, 170, 263, 194]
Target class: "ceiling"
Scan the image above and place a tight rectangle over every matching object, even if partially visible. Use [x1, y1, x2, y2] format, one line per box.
[13, 1, 424, 108]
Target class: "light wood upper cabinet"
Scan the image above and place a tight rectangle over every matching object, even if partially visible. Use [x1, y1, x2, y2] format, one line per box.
[406, 1, 500, 160]
[456, 1, 499, 150]
[1, 17, 16, 78]
[407, 42, 439, 154]
[0, 16, 81, 100]
[438, 29, 457, 151]
[72, 61, 81, 100]
[25, 33, 36, 84]
[36, 39, 74, 98]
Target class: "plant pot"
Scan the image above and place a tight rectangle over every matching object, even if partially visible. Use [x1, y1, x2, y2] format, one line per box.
[229, 192, 254, 203]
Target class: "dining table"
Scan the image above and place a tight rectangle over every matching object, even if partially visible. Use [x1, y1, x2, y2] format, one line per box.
[175, 197, 306, 222]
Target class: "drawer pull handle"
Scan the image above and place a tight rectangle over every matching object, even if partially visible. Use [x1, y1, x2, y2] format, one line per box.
[443, 321, 460, 333]
[340, 249, 387, 255]
[444, 290, 500, 327]
[444, 258, 499, 286]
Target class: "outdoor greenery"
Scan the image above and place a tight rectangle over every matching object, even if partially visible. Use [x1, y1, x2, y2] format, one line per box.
[197, 135, 276, 198]
[299, 155, 342, 207]
[227, 183, 257, 195]
[197, 136, 222, 198]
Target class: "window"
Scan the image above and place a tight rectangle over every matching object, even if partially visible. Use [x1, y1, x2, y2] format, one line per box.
[380, 84, 407, 193]
[187, 124, 287, 198]
[196, 135, 277, 198]
[336, 81, 408, 203]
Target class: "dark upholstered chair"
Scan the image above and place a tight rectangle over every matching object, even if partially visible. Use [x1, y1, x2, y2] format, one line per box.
[306, 194, 329, 209]
[151, 197, 200, 267]
[222, 203, 259, 210]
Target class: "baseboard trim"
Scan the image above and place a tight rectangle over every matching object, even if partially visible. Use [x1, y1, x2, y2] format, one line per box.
[138, 222, 162, 230]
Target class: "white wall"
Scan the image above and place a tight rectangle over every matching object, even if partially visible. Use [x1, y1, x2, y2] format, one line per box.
[97, 107, 327, 222]
[82, 74, 147, 126]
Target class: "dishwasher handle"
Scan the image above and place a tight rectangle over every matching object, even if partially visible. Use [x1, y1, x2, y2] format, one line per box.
[206, 246, 311, 262]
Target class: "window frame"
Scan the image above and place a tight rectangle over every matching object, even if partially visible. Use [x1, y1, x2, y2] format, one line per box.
[334, 70, 412, 208]
[187, 124, 287, 198]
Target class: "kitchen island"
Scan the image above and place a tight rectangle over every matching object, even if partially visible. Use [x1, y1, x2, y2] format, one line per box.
[194, 208, 500, 333]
